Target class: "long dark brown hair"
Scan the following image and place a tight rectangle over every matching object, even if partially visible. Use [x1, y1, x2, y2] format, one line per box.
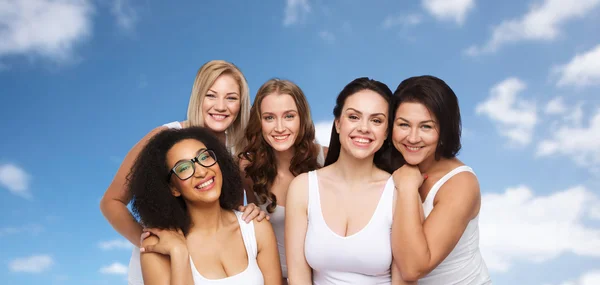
[239, 79, 321, 213]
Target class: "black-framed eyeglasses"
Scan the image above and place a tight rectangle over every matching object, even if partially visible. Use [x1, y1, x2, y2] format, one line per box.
[168, 149, 217, 181]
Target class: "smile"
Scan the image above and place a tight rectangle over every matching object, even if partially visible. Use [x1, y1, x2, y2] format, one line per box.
[272, 134, 290, 142]
[195, 177, 215, 191]
[404, 144, 424, 152]
[209, 114, 229, 121]
[351, 136, 372, 147]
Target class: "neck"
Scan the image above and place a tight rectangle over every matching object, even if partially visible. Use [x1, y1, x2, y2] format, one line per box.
[214, 131, 227, 146]
[275, 147, 294, 173]
[186, 201, 225, 234]
[331, 148, 378, 183]
[418, 155, 445, 174]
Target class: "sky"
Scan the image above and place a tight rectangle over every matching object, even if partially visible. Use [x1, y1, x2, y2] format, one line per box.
[0, 0, 599, 284]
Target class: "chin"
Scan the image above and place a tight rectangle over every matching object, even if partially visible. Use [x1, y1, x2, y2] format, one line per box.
[205, 121, 230, 133]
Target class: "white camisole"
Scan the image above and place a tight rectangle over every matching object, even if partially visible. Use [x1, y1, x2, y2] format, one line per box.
[304, 170, 394, 285]
[189, 211, 264, 284]
[419, 166, 491, 285]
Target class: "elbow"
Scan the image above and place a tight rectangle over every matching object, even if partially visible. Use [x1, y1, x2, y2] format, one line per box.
[395, 262, 428, 282]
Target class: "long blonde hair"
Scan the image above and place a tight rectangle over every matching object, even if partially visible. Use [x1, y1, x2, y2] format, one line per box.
[186, 60, 250, 154]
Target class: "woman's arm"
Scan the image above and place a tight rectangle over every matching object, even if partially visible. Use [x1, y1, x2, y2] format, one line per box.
[255, 219, 283, 285]
[391, 166, 480, 281]
[140, 231, 194, 285]
[100, 127, 167, 246]
[285, 173, 312, 285]
[391, 260, 416, 285]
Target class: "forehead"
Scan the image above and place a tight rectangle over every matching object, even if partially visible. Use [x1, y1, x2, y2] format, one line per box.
[260, 93, 297, 113]
[344, 90, 388, 115]
[166, 139, 207, 166]
[209, 74, 240, 92]
[395, 102, 436, 121]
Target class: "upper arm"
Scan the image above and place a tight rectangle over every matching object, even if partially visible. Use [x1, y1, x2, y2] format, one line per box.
[422, 172, 481, 270]
[285, 173, 312, 283]
[101, 126, 168, 206]
[255, 220, 283, 285]
[140, 235, 171, 285]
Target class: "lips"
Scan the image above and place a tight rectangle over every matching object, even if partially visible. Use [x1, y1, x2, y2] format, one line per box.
[194, 177, 215, 191]
[403, 144, 423, 152]
[351, 136, 373, 147]
[209, 113, 229, 121]
[272, 134, 290, 142]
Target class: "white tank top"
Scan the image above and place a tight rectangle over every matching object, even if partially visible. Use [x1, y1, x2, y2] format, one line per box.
[419, 166, 491, 285]
[304, 171, 393, 285]
[190, 211, 264, 284]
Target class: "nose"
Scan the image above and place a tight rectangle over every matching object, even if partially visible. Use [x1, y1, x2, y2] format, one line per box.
[193, 161, 209, 178]
[358, 118, 369, 133]
[275, 118, 285, 132]
[407, 127, 420, 144]
[214, 97, 226, 112]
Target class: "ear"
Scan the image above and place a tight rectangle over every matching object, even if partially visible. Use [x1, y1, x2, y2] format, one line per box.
[170, 184, 182, 197]
[334, 118, 340, 134]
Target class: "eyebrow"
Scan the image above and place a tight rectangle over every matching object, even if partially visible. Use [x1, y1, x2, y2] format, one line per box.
[262, 110, 299, 115]
[173, 148, 208, 165]
[345, 108, 387, 118]
[207, 89, 239, 96]
[396, 117, 436, 124]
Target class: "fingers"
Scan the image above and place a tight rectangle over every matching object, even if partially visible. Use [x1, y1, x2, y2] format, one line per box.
[423, 173, 428, 180]
[244, 204, 261, 223]
[143, 228, 162, 237]
[140, 244, 153, 253]
[237, 205, 247, 212]
[256, 209, 268, 222]
[241, 203, 256, 222]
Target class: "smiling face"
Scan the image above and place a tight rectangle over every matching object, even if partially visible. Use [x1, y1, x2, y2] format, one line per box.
[201, 74, 241, 133]
[260, 93, 301, 153]
[392, 102, 440, 166]
[166, 139, 223, 205]
[335, 89, 388, 160]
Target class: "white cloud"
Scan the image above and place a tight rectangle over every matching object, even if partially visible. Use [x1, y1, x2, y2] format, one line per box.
[9, 255, 54, 273]
[545, 96, 567, 115]
[0, 224, 43, 237]
[382, 13, 423, 29]
[554, 44, 600, 88]
[466, 0, 600, 56]
[422, 0, 475, 25]
[0, 0, 94, 62]
[479, 185, 600, 272]
[283, 0, 310, 26]
[558, 270, 600, 285]
[98, 239, 133, 250]
[111, 0, 137, 32]
[536, 108, 600, 166]
[475, 77, 537, 146]
[315, 120, 333, 148]
[99, 262, 128, 275]
[318, 30, 335, 44]
[0, 163, 32, 199]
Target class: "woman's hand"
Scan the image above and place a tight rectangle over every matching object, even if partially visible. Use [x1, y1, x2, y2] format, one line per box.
[392, 164, 427, 192]
[140, 228, 187, 256]
[238, 203, 270, 223]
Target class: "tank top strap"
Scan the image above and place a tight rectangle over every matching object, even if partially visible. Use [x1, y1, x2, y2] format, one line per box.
[379, 177, 395, 224]
[423, 166, 475, 205]
[234, 211, 258, 258]
[307, 171, 320, 217]
[163, 121, 183, 129]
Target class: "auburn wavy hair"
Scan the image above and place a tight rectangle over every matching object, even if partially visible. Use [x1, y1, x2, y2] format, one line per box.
[239, 79, 321, 213]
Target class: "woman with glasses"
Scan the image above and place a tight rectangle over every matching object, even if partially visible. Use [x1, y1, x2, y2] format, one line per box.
[131, 127, 282, 285]
[99, 60, 267, 284]
[239, 79, 325, 283]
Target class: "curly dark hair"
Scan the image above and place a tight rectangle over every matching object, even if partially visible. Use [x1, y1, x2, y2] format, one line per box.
[239, 79, 321, 213]
[128, 127, 243, 235]
[324, 77, 394, 173]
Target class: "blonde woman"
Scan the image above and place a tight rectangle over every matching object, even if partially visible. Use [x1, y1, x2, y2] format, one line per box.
[100, 60, 266, 284]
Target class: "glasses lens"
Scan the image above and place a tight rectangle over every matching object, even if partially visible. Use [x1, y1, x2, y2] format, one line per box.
[174, 161, 194, 180]
[197, 150, 217, 167]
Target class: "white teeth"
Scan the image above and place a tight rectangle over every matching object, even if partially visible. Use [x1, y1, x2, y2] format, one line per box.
[407, 146, 421, 151]
[197, 178, 214, 189]
[211, 114, 226, 120]
[353, 138, 370, 143]
[274, 135, 288, 140]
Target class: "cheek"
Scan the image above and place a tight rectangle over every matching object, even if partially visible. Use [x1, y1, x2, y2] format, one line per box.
[227, 101, 241, 117]
[290, 119, 301, 134]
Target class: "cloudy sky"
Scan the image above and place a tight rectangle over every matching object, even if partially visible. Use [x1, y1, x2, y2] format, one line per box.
[1, 0, 599, 284]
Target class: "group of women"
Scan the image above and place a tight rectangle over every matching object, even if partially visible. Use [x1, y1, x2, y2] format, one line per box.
[100, 60, 492, 285]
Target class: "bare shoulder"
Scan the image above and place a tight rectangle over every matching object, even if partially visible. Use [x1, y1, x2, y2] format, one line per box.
[287, 172, 310, 205]
[435, 166, 481, 213]
[253, 217, 275, 240]
[141, 234, 159, 248]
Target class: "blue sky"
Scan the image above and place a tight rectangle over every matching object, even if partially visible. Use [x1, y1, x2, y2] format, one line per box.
[1, 0, 599, 284]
